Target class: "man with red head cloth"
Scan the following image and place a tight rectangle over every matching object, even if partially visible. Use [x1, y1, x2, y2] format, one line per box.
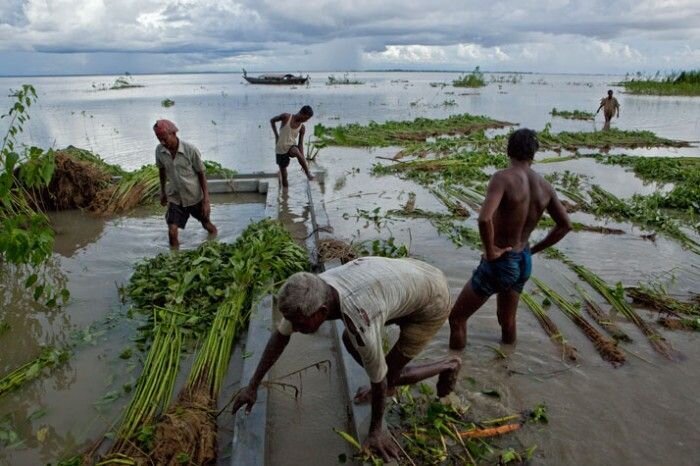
[153, 119, 217, 247]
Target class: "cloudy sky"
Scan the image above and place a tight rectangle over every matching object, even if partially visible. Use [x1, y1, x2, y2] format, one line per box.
[1, 0, 699, 76]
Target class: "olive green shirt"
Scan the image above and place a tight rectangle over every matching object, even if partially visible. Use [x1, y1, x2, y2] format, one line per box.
[600, 97, 620, 115]
[155, 139, 205, 207]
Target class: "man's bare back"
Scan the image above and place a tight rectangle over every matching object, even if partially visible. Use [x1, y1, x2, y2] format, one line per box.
[489, 166, 555, 253]
[449, 128, 572, 349]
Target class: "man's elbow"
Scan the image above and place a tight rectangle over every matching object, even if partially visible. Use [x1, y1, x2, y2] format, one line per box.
[559, 219, 573, 234]
[477, 214, 491, 226]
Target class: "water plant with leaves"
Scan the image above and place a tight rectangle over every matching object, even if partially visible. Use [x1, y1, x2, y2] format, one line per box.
[0, 347, 70, 398]
[521, 292, 578, 362]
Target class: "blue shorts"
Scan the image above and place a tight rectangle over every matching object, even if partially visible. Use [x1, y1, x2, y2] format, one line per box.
[471, 247, 532, 297]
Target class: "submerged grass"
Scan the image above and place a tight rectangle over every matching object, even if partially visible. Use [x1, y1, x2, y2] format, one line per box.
[626, 284, 700, 317]
[532, 278, 625, 366]
[578, 287, 632, 343]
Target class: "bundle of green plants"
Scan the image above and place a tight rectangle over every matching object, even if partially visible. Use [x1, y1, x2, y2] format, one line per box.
[521, 292, 578, 362]
[626, 284, 700, 316]
[99, 310, 184, 462]
[537, 215, 624, 235]
[430, 186, 471, 217]
[533, 278, 625, 366]
[314, 113, 511, 147]
[622, 70, 700, 96]
[148, 220, 308, 464]
[0, 347, 69, 398]
[549, 249, 676, 360]
[453, 66, 486, 88]
[432, 218, 482, 250]
[125, 241, 245, 337]
[161, 99, 175, 107]
[550, 108, 594, 121]
[95, 221, 308, 464]
[577, 286, 632, 343]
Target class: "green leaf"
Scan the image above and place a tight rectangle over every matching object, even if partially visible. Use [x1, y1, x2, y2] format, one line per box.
[25, 274, 38, 288]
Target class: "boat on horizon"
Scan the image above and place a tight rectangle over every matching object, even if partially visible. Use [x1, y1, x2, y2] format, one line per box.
[242, 69, 309, 85]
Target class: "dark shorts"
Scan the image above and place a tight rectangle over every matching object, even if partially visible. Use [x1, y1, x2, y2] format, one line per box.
[276, 152, 291, 168]
[471, 247, 532, 297]
[166, 201, 208, 229]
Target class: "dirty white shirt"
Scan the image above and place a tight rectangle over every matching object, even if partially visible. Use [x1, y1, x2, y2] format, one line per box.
[277, 257, 449, 383]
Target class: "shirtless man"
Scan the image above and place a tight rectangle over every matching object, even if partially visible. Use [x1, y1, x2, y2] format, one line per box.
[232, 257, 461, 461]
[449, 128, 572, 349]
[270, 105, 315, 188]
[596, 90, 620, 130]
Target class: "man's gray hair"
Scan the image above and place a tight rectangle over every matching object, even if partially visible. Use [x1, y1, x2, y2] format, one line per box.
[277, 272, 328, 318]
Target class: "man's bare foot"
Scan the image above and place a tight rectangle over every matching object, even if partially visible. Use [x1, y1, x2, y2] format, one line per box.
[353, 385, 397, 404]
[436, 356, 462, 397]
[449, 316, 467, 350]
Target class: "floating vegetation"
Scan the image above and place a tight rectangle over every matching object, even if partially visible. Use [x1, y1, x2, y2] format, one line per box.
[521, 293, 578, 362]
[599, 155, 700, 215]
[550, 249, 677, 360]
[585, 185, 700, 253]
[578, 287, 632, 343]
[532, 278, 625, 366]
[315, 114, 512, 147]
[430, 187, 470, 217]
[490, 74, 522, 85]
[326, 73, 364, 85]
[626, 284, 700, 316]
[550, 108, 594, 121]
[91, 75, 144, 91]
[534, 125, 688, 151]
[432, 219, 482, 250]
[453, 67, 486, 88]
[0, 347, 69, 398]
[160, 99, 175, 107]
[622, 70, 700, 96]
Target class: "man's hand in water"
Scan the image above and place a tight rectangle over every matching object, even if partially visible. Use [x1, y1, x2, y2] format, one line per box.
[364, 429, 400, 462]
[231, 385, 257, 415]
[485, 245, 512, 261]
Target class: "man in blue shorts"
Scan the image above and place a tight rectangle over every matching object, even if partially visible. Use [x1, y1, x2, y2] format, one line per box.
[449, 129, 572, 348]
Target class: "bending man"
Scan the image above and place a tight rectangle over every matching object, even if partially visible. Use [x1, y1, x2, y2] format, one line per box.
[270, 105, 315, 188]
[232, 256, 461, 461]
[154, 119, 217, 247]
[449, 129, 572, 349]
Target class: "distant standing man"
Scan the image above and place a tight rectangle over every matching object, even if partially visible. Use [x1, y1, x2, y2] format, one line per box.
[232, 257, 462, 462]
[449, 129, 572, 349]
[153, 119, 217, 248]
[596, 89, 620, 130]
[270, 105, 315, 188]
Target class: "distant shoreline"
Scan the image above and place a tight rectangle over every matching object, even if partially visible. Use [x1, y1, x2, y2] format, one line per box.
[0, 69, 620, 79]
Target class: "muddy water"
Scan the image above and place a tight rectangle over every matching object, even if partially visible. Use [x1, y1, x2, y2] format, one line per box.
[0, 194, 265, 465]
[315, 145, 700, 465]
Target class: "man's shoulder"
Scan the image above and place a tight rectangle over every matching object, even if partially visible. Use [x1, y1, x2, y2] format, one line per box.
[179, 140, 201, 155]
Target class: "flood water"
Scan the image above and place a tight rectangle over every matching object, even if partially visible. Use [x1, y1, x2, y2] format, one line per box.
[0, 71, 699, 465]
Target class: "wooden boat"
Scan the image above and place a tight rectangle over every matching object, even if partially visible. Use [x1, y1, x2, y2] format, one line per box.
[242, 69, 309, 85]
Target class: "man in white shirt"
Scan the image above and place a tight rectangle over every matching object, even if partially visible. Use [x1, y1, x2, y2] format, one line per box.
[232, 257, 461, 461]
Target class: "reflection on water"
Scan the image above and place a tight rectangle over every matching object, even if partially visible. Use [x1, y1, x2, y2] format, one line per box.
[0, 194, 265, 465]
